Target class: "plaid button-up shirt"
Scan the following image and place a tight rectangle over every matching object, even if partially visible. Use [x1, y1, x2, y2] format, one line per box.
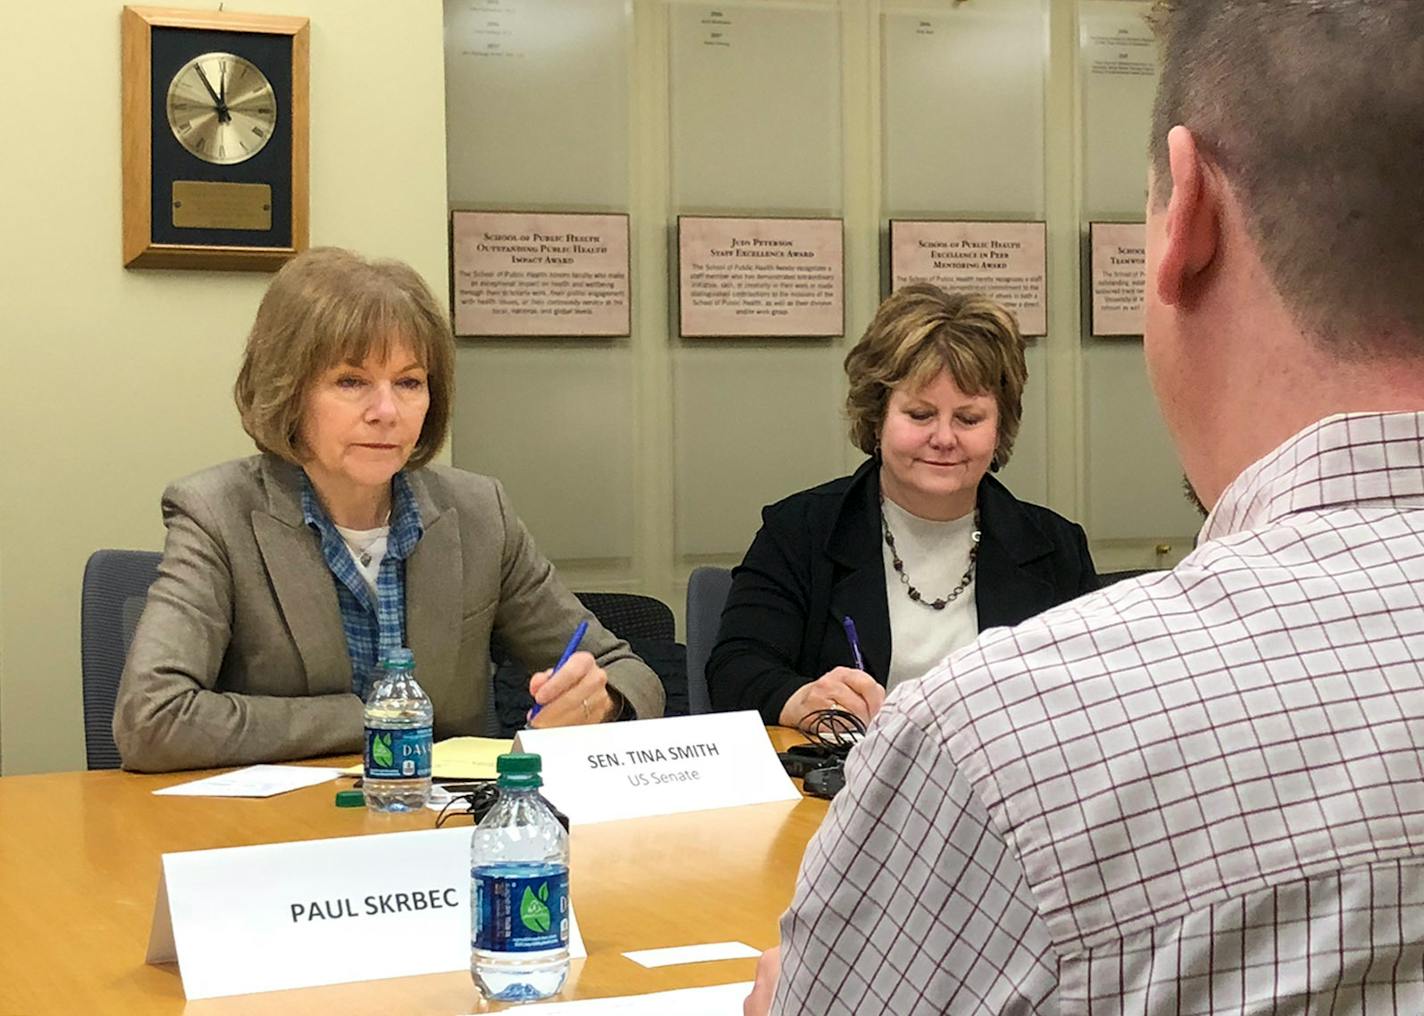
[301, 472, 423, 700]
[774, 412, 1424, 1014]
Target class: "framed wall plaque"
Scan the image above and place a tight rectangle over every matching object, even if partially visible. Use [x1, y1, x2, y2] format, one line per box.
[451, 210, 632, 338]
[121, 6, 309, 271]
[676, 216, 844, 338]
[1089, 222, 1147, 337]
[888, 220, 1048, 336]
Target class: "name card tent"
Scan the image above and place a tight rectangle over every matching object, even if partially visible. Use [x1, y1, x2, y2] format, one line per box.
[146, 827, 586, 1000]
[515, 711, 801, 825]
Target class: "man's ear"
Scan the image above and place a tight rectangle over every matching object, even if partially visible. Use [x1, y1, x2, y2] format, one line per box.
[1154, 125, 1220, 307]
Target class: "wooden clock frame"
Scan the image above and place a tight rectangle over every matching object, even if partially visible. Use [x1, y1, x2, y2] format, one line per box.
[121, 6, 309, 271]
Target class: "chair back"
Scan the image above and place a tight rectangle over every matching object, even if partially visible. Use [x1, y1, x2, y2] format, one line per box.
[684, 566, 733, 715]
[81, 549, 161, 770]
[574, 592, 675, 642]
[1098, 568, 1156, 587]
[487, 591, 683, 735]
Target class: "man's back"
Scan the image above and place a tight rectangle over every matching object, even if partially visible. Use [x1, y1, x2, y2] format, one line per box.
[773, 413, 1424, 1014]
[747, 5, 1424, 1013]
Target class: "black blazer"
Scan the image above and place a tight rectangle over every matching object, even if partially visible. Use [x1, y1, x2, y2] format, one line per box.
[707, 459, 1098, 724]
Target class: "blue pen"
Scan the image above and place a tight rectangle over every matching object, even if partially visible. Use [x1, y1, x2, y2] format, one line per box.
[529, 619, 589, 721]
[841, 615, 866, 671]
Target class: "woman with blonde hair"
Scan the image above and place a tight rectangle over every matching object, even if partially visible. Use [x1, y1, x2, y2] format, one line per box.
[114, 247, 662, 772]
[708, 283, 1096, 727]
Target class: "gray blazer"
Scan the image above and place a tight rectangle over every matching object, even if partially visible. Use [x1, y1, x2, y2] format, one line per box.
[113, 455, 664, 772]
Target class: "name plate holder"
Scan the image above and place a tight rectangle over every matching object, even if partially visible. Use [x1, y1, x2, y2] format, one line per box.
[514, 710, 801, 825]
[146, 827, 585, 1000]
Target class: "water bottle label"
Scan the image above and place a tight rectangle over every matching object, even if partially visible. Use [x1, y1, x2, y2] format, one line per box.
[472, 868, 569, 953]
[364, 726, 432, 779]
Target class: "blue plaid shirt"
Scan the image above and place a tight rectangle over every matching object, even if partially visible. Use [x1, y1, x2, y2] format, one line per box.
[301, 472, 424, 699]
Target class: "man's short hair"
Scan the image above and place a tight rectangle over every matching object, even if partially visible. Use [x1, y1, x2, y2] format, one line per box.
[234, 247, 455, 469]
[1149, 1, 1424, 356]
[843, 283, 1027, 469]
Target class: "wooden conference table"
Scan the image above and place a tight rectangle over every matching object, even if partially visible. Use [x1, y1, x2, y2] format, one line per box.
[0, 729, 827, 1015]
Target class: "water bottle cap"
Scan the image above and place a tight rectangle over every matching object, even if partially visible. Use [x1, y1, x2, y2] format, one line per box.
[379, 648, 415, 670]
[496, 752, 543, 788]
[498, 752, 542, 774]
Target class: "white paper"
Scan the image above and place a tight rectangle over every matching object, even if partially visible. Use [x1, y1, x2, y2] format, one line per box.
[514, 711, 801, 825]
[622, 942, 761, 968]
[147, 826, 585, 999]
[478, 980, 753, 1015]
[152, 765, 344, 798]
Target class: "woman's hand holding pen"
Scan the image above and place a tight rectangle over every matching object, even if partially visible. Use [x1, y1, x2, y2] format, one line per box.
[526, 620, 616, 727]
[778, 667, 884, 728]
[778, 613, 884, 727]
[527, 651, 617, 727]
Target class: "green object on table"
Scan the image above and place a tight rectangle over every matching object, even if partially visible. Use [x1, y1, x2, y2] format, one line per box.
[335, 789, 364, 808]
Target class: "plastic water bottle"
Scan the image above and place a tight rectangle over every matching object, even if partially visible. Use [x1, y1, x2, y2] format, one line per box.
[362, 648, 433, 812]
[471, 753, 570, 1002]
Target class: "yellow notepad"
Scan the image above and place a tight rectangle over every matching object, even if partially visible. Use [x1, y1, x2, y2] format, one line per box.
[341, 736, 513, 780]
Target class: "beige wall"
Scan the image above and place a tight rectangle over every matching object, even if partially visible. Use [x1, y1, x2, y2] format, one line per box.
[0, 0, 1181, 776]
[446, 0, 1192, 626]
[0, 1, 449, 774]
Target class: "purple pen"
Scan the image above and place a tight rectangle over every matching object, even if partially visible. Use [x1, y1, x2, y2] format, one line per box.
[842, 615, 866, 671]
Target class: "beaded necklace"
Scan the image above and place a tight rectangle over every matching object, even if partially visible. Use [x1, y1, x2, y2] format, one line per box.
[879, 495, 980, 610]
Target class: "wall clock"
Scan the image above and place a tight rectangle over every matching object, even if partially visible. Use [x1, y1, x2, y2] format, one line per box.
[121, 6, 309, 271]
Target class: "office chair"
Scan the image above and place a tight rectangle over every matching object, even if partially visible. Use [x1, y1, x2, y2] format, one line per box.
[573, 592, 675, 643]
[488, 591, 685, 735]
[80, 549, 162, 770]
[684, 566, 733, 715]
[1098, 568, 1157, 587]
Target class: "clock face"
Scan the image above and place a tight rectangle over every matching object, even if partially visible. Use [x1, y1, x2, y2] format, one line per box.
[165, 52, 277, 165]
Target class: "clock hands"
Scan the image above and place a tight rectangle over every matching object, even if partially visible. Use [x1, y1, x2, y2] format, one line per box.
[166, 52, 274, 164]
[194, 63, 231, 124]
[194, 63, 220, 104]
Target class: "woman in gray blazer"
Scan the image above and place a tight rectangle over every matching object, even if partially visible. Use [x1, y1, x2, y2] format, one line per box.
[113, 248, 663, 772]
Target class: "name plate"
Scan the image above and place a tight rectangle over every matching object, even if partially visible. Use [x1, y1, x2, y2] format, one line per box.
[514, 711, 801, 825]
[146, 827, 585, 1000]
[171, 180, 273, 231]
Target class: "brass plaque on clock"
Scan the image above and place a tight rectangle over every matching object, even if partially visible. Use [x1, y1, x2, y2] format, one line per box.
[171, 181, 272, 230]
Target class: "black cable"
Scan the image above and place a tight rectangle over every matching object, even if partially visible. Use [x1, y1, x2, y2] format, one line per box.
[434, 782, 571, 832]
[786, 708, 865, 800]
[796, 708, 866, 757]
[434, 781, 499, 828]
